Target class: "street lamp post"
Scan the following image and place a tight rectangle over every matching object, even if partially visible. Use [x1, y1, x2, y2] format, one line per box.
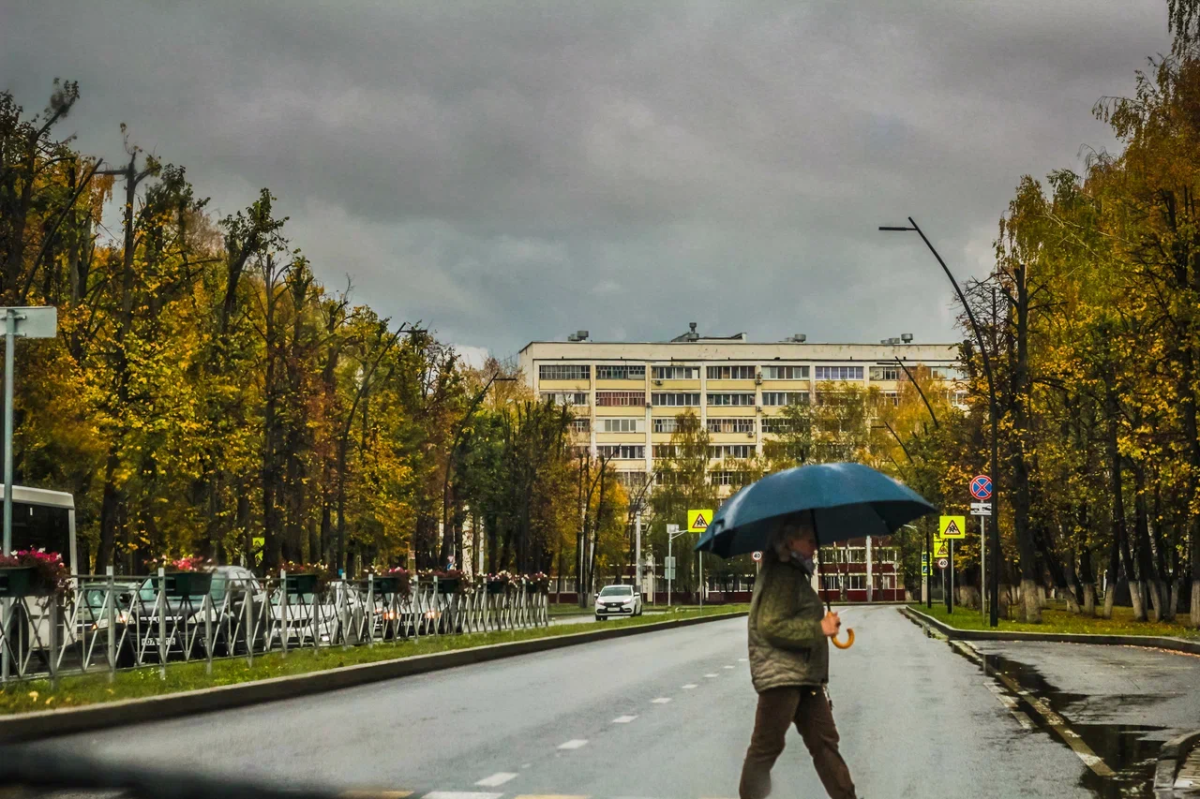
[881, 217, 1000, 627]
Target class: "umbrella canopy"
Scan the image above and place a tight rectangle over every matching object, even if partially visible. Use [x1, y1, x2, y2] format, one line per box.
[694, 462, 936, 558]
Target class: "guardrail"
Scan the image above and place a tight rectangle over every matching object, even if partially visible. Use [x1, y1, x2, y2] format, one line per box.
[0, 571, 549, 683]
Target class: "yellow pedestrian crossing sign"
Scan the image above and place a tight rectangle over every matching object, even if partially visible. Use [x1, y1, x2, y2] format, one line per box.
[939, 515, 966, 539]
[688, 509, 714, 533]
[931, 535, 950, 559]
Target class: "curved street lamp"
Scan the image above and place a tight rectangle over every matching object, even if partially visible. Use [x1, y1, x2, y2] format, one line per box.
[880, 217, 1000, 627]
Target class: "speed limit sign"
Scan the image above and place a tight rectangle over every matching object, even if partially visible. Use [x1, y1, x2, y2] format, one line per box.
[937, 558, 949, 569]
[752, 551, 763, 562]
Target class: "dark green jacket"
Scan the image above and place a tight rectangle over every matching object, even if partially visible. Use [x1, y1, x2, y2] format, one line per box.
[747, 555, 828, 692]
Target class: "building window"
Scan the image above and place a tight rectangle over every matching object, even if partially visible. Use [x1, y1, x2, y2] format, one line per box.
[539, 364, 590, 381]
[653, 418, 679, 434]
[709, 444, 754, 460]
[710, 471, 750, 487]
[879, 391, 900, 407]
[762, 365, 809, 380]
[707, 418, 755, 434]
[815, 366, 864, 381]
[652, 365, 699, 380]
[815, 391, 859, 407]
[930, 365, 965, 380]
[652, 392, 701, 407]
[761, 417, 799, 434]
[870, 366, 901, 381]
[655, 471, 682, 485]
[598, 445, 645, 460]
[878, 574, 896, 590]
[616, 471, 648, 489]
[762, 391, 809, 406]
[597, 365, 646, 380]
[707, 393, 756, 406]
[845, 574, 866, 590]
[596, 391, 645, 407]
[845, 547, 867, 564]
[568, 445, 590, 459]
[600, 417, 644, 433]
[653, 445, 681, 459]
[706, 365, 757, 380]
[542, 392, 588, 406]
[953, 390, 969, 407]
[570, 418, 591, 433]
[874, 547, 897, 564]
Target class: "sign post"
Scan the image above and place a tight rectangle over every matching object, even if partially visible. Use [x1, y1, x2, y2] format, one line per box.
[938, 516, 965, 613]
[970, 475, 993, 619]
[666, 523, 687, 607]
[0, 306, 57, 683]
[687, 510, 712, 609]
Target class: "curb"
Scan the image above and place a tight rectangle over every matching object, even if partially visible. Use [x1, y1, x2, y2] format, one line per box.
[1155, 729, 1200, 798]
[0, 610, 748, 743]
[900, 606, 1200, 655]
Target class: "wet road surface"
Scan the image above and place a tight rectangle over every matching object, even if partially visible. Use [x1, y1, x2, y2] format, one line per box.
[23, 605, 1198, 798]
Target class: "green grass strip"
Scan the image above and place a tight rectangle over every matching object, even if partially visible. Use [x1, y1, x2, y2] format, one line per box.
[911, 602, 1200, 640]
[0, 604, 749, 716]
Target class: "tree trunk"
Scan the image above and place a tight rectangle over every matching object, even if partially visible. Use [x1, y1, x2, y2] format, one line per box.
[1083, 583, 1096, 616]
[1129, 580, 1147, 621]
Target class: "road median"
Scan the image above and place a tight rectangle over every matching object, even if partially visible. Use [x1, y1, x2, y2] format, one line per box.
[901, 605, 1200, 655]
[0, 607, 747, 743]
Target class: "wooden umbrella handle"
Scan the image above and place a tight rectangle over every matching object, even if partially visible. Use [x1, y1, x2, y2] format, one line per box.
[832, 628, 855, 649]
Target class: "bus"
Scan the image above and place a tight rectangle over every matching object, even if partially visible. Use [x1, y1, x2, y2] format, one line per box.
[3, 484, 78, 572]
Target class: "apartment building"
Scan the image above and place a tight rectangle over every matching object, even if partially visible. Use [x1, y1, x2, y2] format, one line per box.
[518, 323, 965, 492]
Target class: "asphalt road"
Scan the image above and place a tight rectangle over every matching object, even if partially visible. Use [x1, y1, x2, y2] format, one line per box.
[26, 606, 1198, 798]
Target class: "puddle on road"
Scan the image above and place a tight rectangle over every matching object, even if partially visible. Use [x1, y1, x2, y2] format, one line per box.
[958, 647, 1168, 798]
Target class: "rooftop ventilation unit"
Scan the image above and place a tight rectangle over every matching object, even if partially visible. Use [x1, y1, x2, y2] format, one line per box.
[783, 334, 807, 343]
[567, 330, 590, 342]
[901, 333, 914, 343]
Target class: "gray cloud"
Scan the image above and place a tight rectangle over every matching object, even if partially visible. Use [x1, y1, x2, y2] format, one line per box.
[1, 0, 1172, 356]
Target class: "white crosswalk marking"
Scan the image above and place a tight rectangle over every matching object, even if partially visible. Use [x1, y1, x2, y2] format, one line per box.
[651, 697, 672, 704]
[612, 715, 638, 723]
[704, 673, 718, 678]
[474, 773, 517, 788]
[425, 793, 503, 799]
[558, 739, 589, 750]
[682, 683, 698, 689]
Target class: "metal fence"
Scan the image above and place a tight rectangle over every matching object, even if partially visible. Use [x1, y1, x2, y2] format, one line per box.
[0, 570, 549, 684]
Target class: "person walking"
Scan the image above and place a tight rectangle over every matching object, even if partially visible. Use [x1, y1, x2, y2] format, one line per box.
[738, 511, 857, 799]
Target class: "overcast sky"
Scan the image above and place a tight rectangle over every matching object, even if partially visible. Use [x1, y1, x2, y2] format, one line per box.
[1, 1, 1172, 362]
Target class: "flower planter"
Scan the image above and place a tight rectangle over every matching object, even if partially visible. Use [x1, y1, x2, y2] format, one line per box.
[486, 581, 509, 595]
[436, 579, 460, 595]
[160, 571, 213, 598]
[0, 566, 42, 598]
[284, 573, 318, 595]
[367, 576, 409, 595]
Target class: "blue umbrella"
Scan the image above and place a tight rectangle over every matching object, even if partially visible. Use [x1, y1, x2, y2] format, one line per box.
[694, 462, 935, 558]
[693, 462, 936, 648]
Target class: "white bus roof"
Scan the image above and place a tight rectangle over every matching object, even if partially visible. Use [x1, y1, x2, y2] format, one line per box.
[0, 485, 74, 509]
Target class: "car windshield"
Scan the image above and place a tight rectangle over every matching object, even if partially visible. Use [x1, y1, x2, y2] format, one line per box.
[599, 586, 633, 597]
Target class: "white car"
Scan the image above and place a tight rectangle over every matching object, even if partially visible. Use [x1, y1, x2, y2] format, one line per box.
[594, 585, 642, 620]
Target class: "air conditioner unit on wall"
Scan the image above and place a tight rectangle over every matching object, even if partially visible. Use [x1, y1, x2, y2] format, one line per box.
[755, 374, 763, 384]
[653, 379, 663, 386]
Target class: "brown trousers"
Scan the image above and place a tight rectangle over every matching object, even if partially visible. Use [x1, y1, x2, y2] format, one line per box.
[739, 685, 856, 799]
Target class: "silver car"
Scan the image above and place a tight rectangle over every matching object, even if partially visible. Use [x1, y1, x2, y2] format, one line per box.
[594, 584, 643, 620]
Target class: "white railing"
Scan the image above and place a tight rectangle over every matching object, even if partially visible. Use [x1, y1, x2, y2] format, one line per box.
[0, 571, 549, 684]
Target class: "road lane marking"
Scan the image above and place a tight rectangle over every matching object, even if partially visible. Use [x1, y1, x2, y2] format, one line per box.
[612, 715, 638, 723]
[475, 773, 518, 788]
[338, 792, 413, 798]
[651, 697, 672, 704]
[738, 658, 748, 662]
[723, 665, 735, 669]
[558, 739, 589, 750]
[425, 793, 503, 799]
[988, 668, 1115, 777]
[682, 683, 698, 689]
[704, 673, 718, 677]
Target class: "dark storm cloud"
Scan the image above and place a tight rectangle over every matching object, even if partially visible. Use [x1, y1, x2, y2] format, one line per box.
[0, 0, 1172, 355]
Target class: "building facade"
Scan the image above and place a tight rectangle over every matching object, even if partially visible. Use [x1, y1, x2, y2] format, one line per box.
[519, 325, 964, 487]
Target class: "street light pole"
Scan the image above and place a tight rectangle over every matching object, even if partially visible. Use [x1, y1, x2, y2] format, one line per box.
[881, 217, 1001, 627]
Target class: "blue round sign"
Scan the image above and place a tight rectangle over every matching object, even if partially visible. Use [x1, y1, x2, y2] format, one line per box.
[970, 475, 992, 501]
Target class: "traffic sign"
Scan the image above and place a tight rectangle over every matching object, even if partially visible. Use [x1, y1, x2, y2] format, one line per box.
[970, 475, 993, 501]
[970, 502, 992, 517]
[665, 566, 676, 579]
[664, 556, 677, 569]
[939, 515, 966, 539]
[937, 558, 949, 569]
[931, 535, 949, 559]
[752, 551, 762, 562]
[687, 509, 714, 533]
[922, 564, 930, 576]
[666, 523, 680, 534]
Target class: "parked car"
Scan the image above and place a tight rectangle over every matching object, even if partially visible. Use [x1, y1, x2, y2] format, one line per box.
[594, 584, 642, 620]
[115, 566, 264, 664]
[266, 581, 361, 647]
